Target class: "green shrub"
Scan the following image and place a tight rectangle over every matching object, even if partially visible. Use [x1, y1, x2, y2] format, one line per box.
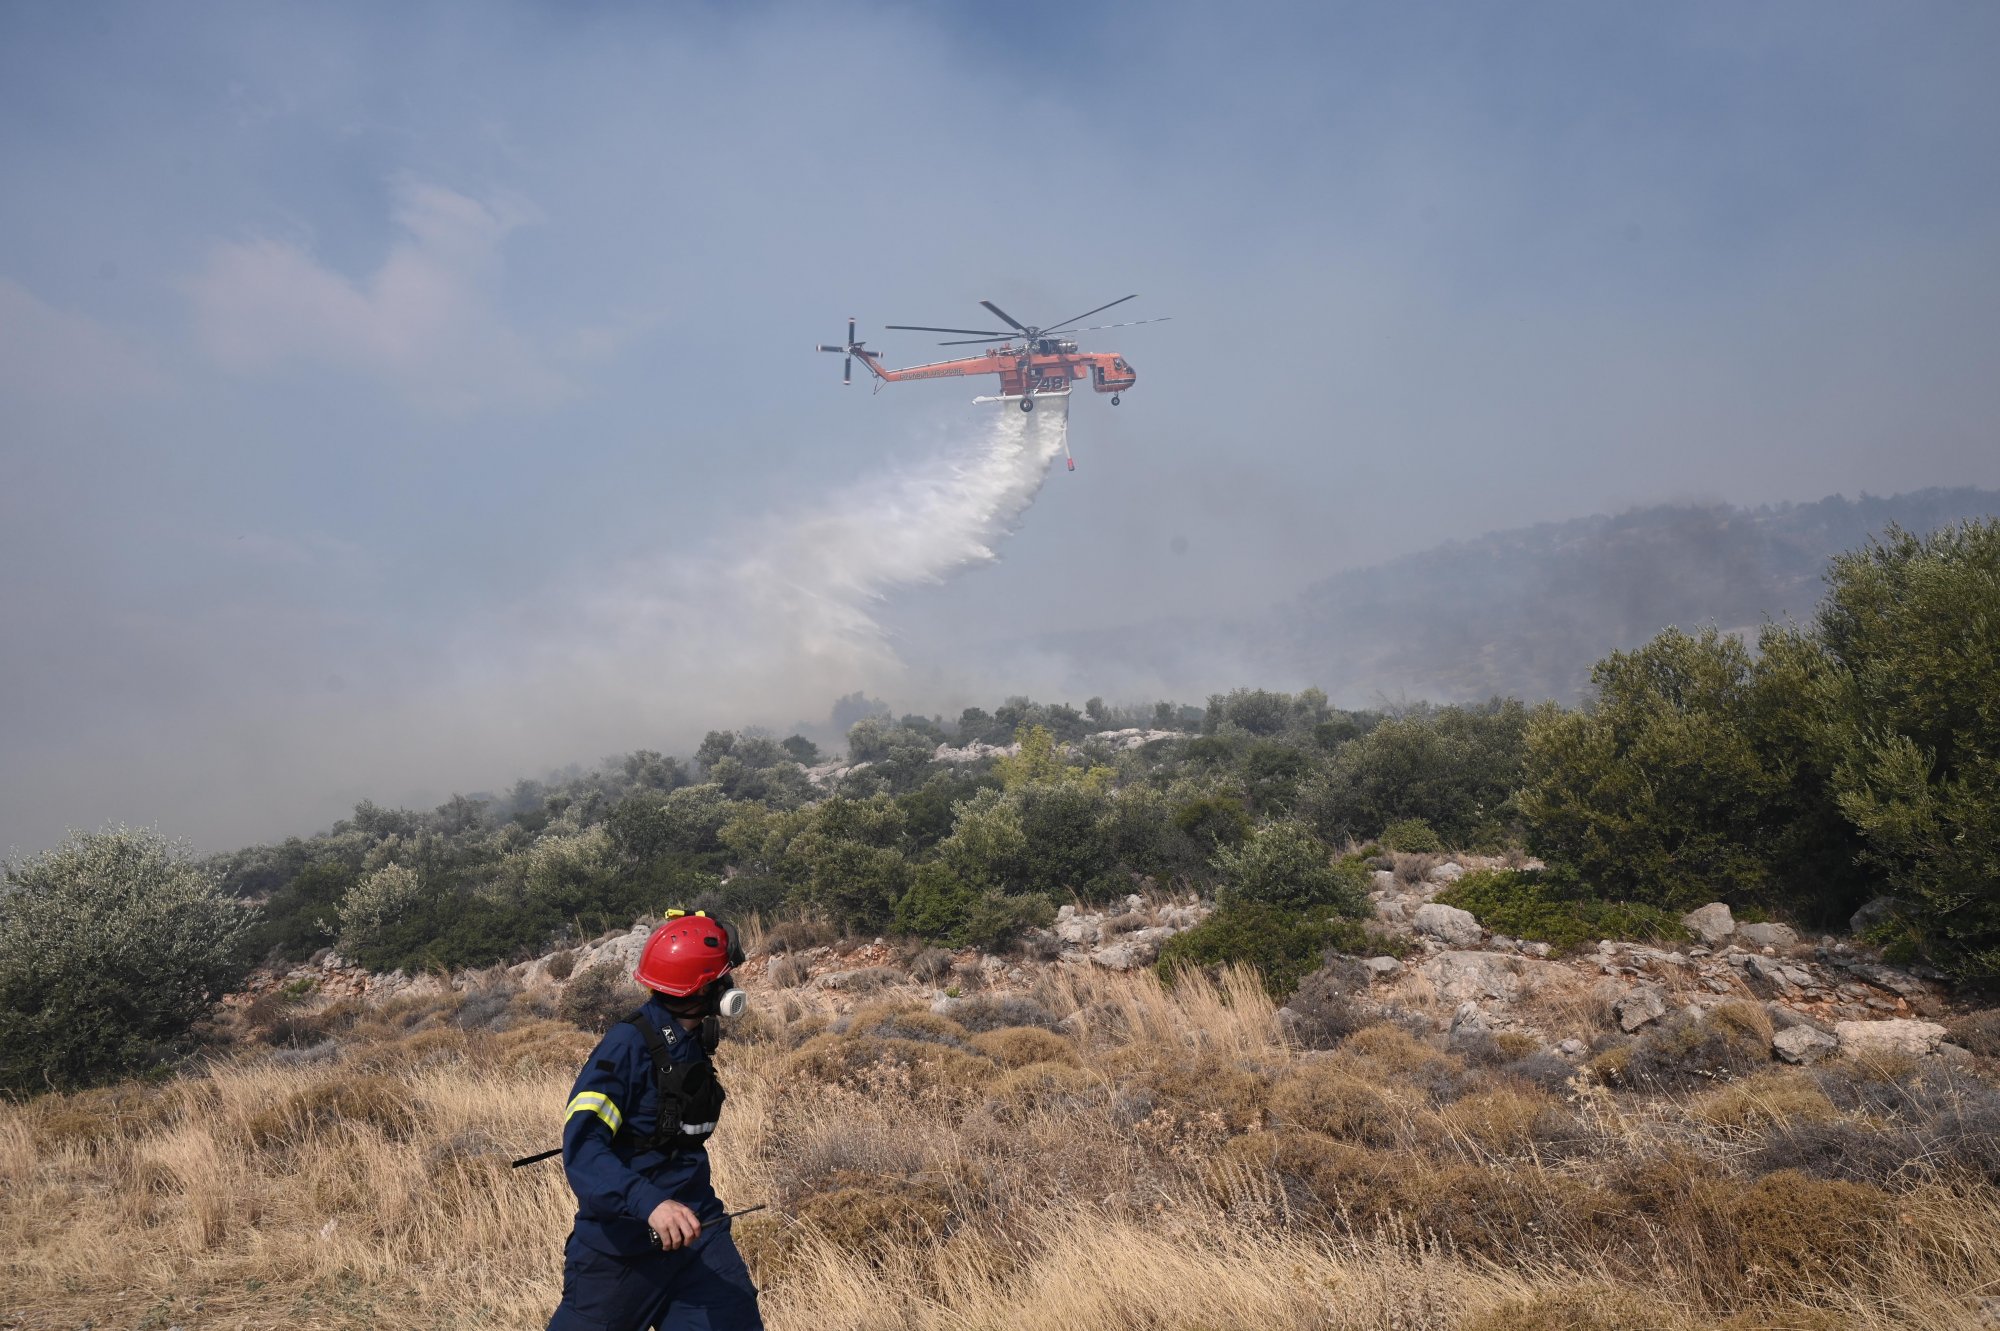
[1380, 818, 1442, 854]
[1297, 701, 1531, 846]
[1214, 821, 1368, 915]
[1518, 626, 1865, 918]
[891, 863, 1050, 950]
[1436, 869, 1690, 955]
[1171, 793, 1253, 850]
[0, 826, 256, 1091]
[1819, 521, 2000, 979]
[1156, 901, 1360, 997]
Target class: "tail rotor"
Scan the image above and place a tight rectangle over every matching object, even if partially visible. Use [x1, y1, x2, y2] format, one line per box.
[816, 317, 866, 386]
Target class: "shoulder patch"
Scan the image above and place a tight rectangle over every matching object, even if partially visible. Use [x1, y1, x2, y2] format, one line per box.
[596, 1059, 617, 1072]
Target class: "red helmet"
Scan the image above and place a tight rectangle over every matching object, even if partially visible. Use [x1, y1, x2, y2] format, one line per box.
[633, 910, 739, 996]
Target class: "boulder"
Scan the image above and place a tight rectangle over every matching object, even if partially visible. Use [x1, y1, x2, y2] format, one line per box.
[1773, 1026, 1839, 1065]
[1412, 903, 1483, 947]
[1056, 919, 1095, 945]
[1737, 921, 1798, 950]
[1428, 861, 1467, 884]
[1363, 956, 1403, 980]
[1681, 903, 1736, 945]
[1614, 986, 1668, 1032]
[1422, 950, 1521, 1003]
[1849, 896, 1916, 936]
[1834, 1018, 1948, 1059]
[1374, 899, 1408, 926]
[1372, 870, 1397, 892]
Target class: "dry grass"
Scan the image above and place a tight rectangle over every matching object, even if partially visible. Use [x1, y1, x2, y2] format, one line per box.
[3, 965, 1998, 1330]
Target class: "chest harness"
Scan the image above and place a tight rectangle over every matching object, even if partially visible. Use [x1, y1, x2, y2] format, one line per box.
[508, 1010, 726, 1168]
[617, 1007, 727, 1155]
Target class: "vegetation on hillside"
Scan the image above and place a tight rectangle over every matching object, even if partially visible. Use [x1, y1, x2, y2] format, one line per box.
[4, 520, 1997, 1096]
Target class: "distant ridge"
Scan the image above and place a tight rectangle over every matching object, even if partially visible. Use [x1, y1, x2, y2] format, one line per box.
[1011, 487, 2000, 705]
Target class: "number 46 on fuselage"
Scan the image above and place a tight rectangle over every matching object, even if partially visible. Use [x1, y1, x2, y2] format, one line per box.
[816, 293, 1167, 420]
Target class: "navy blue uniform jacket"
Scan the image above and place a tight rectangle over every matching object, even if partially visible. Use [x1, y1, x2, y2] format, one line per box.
[561, 994, 725, 1257]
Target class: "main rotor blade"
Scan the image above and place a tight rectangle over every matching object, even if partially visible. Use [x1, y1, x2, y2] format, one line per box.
[886, 324, 1009, 336]
[1065, 316, 1173, 333]
[938, 336, 1016, 346]
[816, 344, 847, 352]
[1043, 293, 1138, 334]
[979, 300, 1030, 332]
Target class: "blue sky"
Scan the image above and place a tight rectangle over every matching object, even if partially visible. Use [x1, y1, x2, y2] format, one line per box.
[4, 1, 1998, 853]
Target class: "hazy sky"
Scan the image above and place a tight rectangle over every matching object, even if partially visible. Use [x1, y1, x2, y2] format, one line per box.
[4, 1, 1998, 855]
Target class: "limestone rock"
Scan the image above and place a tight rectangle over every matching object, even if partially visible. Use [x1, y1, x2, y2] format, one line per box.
[1773, 1026, 1839, 1065]
[1742, 954, 1795, 997]
[1737, 921, 1798, 950]
[1448, 1001, 1491, 1037]
[1428, 861, 1467, 885]
[1363, 956, 1403, 979]
[1422, 950, 1521, 1003]
[1834, 1018, 1947, 1059]
[1412, 903, 1483, 947]
[1372, 870, 1397, 892]
[1682, 903, 1736, 945]
[1614, 986, 1668, 1032]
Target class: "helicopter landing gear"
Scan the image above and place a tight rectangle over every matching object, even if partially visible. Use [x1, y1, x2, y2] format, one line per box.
[1111, 394, 1121, 406]
[1018, 397, 1034, 413]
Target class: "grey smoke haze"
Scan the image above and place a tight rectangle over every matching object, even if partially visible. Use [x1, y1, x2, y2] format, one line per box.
[3, 3, 1999, 854]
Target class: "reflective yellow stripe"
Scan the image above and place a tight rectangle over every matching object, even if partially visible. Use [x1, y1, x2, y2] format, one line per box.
[565, 1091, 623, 1135]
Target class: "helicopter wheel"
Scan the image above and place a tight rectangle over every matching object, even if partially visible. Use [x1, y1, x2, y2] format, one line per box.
[1111, 394, 1121, 406]
[1018, 397, 1034, 413]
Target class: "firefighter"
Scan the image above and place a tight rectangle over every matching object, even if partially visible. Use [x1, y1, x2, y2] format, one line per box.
[546, 910, 763, 1331]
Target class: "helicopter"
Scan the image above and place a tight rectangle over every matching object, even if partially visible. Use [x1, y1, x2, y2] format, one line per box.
[816, 293, 1167, 415]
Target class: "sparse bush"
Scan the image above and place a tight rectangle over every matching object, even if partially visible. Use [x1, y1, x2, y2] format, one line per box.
[544, 949, 576, 981]
[905, 947, 953, 984]
[1946, 1008, 2000, 1058]
[1283, 958, 1370, 1050]
[454, 981, 519, 1032]
[766, 955, 809, 988]
[246, 1074, 409, 1147]
[1436, 869, 1690, 955]
[1, 826, 256, 1092]
[558, 962, 644, 1033]
[1728, 1169, 1896, 1293]
[761, 916, 837, 955]
[968, 1026, 1077, 1068]
[949, 993, 1061, 1033]
[1268, 1062, 1401, 1146]
[984, 1060, 1098, 1121]
[1594, 1002, 1770, 1090]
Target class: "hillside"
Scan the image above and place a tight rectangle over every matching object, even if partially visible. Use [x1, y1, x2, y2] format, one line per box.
[1018, 487, 2000, 704]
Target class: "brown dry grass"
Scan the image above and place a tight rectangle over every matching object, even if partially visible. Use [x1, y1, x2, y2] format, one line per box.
[2, 966, 1997, 1330]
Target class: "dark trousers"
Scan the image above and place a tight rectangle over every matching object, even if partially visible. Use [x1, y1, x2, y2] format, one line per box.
[548, 1226, 763, 1331]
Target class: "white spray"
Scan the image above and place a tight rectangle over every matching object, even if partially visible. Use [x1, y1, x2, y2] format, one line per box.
[488, 397, 1074, 744]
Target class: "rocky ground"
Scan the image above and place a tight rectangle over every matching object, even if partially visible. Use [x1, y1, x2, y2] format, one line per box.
[231, 859, 1974, 1075]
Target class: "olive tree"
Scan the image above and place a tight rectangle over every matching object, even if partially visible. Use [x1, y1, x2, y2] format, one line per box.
[1, 826, 255, 1092]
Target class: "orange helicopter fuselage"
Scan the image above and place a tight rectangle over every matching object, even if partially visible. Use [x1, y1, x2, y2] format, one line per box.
[857, 339, 1136, 399]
